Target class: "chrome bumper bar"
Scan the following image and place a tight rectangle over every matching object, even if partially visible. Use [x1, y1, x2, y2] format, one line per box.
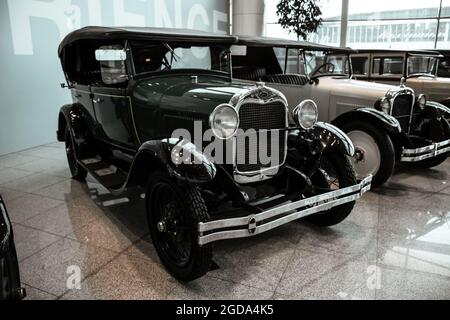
[198, 175, 373, 246]
[400, 139, 450, 162]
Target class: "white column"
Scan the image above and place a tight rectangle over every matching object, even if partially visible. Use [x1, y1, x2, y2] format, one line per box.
[340, 0, 349, 47]
[232, 0, 265, 36]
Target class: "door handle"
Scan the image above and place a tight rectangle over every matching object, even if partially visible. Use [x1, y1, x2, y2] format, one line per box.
[93, 97, 103, 104]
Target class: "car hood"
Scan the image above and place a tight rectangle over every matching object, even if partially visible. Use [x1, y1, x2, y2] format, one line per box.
[133, 73, 252, 116]
[316, 77, 394, 102]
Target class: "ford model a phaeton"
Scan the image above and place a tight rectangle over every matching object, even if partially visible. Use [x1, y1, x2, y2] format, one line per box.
[57, 27, 371, 281]
[231, 37, 450, 187]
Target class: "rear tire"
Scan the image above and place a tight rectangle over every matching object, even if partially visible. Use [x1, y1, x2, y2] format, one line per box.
[65, 127, 87, 181]
[306, 150, 357, 227]
[146, 171, 212, 281]
[342, 121, 395, 187]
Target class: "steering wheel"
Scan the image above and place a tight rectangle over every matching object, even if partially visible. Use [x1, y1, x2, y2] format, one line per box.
[310, 62, 335, 78]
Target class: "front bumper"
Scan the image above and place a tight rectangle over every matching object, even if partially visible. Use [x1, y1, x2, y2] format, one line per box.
[198, 175, 372, 245]
[400, 139, 450, 162]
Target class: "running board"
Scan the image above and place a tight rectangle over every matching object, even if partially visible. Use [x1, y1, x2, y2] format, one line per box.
[78, 157, 128, 191]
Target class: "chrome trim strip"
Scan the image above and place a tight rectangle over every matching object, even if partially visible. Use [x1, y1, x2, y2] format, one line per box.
[400, 139, 450, 162]
[198, 175, 372, 245]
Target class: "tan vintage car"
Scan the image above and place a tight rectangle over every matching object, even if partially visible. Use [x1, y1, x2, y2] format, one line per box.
[231, 37, 450, 187]
[351, 49, 450, 108]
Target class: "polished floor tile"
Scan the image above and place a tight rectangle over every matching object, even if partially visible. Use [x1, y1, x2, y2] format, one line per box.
[20, 238, 117, 296]
[6, 193, 63, 223]
[12, 224, 62, 261]
[61, 254, 175, 300]
[0, 167, 34, 184]
[0, 144, 448, 300]
[1, 173, 66, 193]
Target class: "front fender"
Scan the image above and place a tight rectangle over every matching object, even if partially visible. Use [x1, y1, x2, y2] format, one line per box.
[426, 101, 450, 118]
[313, 122, 355, 157]
[332, 107, 402, 135]
[127, 138, 217, 187]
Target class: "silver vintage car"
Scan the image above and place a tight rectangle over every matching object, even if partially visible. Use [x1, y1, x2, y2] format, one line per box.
[231, 37, 450, 187]
[351, 49, 450, 108]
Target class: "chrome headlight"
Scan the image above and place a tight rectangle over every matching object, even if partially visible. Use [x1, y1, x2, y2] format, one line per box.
[379, 97, 391, 114]
[209, 104, 239, 139]
[293, 100, 318, 130]
[417, 94, 427, 110]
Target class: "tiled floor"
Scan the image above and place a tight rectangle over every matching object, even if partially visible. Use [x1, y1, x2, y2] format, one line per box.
[1, 143, 449, 300]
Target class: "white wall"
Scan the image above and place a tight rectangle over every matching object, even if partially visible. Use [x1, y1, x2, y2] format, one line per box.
[0, 0, 230, 155]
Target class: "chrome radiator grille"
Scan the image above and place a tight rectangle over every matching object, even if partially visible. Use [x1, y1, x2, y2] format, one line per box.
[235, 102, 287, 173]
[392, 93, 414, 132]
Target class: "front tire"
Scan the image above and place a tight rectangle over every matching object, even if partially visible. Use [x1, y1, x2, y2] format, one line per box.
[306, 150, 357, 227]
[342, 121, 395, 187]
[146, 171, 212, 281]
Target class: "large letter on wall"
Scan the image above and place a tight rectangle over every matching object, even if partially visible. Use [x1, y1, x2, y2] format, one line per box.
[7, 0, 80, 55]
[113, 0, 146, 26]
[187, 4, 209, 30]
[154, 0, 182, 28]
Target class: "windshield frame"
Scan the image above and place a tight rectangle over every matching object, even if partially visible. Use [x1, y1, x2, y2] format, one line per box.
[303, 50, 353, 79]
[129, 41, 233, 79]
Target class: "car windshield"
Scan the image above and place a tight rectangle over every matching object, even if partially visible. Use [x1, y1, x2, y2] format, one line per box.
[407, 55, 438, 76]
[131, 42, 231, 75]
[305, 51, 350, 77]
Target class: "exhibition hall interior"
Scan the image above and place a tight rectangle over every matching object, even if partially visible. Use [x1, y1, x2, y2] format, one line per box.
[0, 0, 449, 301]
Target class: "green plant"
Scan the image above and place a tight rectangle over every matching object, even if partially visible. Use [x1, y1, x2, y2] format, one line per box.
[276, 0, 323, 40]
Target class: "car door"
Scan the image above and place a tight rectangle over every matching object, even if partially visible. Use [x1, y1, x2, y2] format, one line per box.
[90, 44, 137, 150]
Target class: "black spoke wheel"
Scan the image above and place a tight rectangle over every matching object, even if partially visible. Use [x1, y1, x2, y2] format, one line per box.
[65, 127, 87, 181]
[306, 150, 357, 227]
[146, 171, 212, 281]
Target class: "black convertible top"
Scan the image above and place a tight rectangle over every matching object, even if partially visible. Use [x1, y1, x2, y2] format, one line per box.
[236, 35, 356, 53]
[58, 26, 357, 57]
[58, 26, 237, 56]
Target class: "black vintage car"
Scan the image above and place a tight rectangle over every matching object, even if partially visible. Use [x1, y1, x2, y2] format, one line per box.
[57, 27, 371, 281]
[0, 196, 25, 300]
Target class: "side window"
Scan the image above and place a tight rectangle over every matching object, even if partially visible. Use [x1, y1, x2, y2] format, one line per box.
[352, 56, 369, 75]
[95, 44, 127, 86]
[438, 56, 450, 77]
[372, 57, 404, 76]
[383, 57, 403, 75]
